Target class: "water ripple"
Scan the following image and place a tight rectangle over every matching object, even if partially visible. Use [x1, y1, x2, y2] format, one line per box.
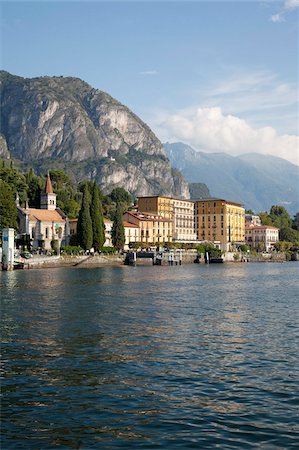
[1, 263, 299, 448]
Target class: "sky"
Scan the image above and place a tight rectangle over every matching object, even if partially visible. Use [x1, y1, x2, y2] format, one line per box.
[1, 0, 298, 165]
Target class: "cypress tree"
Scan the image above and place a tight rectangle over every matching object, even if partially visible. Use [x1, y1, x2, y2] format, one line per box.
[0, 180, 17, 229]
[90, 181, 105, 252]
[111, 203, 125, 251]
[77, 184, 93, 250]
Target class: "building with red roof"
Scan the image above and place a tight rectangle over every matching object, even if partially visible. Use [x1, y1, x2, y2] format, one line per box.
[17, 173, 69, 251]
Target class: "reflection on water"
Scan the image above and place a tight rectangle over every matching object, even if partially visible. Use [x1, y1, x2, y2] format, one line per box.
[1, 263, 299, 449]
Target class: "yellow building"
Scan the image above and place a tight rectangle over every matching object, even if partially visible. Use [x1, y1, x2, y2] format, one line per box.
[137, 196, 197, 242]
[195, 199, 245, 251]
[123, 211, 172, 245]
[138, 196, 174, 220]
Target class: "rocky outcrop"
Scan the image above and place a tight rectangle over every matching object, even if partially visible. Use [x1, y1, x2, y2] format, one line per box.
[0, 133, 10, 158]
[0, 71, 189, 198]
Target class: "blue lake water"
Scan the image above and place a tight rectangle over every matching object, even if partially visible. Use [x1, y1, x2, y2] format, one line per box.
[1, 263, 299, 449]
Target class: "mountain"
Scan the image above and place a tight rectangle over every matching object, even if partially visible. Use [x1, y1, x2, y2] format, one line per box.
[0, 71, 189, 198]
[189, 183, 211, 200]
[164, 142, 299, 214]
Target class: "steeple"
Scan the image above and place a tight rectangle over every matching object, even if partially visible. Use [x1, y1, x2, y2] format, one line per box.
[40, 172, 56, 210]
[44, 172, 53, 194]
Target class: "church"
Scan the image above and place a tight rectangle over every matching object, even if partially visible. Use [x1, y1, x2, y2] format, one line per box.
[17, 173, 69, 251]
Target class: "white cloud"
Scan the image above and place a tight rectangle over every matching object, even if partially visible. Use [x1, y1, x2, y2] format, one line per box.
[139, 70, 159, 76]
[270, 0, 299, 22]
[285, 0, 299, 8]
[194, 68, 298, 134]
[155, 106, 299, 166]
[270, 13, 285, 22]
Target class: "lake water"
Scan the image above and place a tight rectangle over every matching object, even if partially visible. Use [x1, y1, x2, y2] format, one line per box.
[1, 263, 299, 449]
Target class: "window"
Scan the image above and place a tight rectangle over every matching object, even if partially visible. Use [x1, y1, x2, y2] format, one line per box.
[31, 227, 35, 239]
[45, 227, 49, 239]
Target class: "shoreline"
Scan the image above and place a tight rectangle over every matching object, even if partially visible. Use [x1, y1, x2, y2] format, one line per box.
[5, 251, 291, 271]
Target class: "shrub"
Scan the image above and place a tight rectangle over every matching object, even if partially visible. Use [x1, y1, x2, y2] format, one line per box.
[60, 245, 83, 255]
[101, 246, 117, 254]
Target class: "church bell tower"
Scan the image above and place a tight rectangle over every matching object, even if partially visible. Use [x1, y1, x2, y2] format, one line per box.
[40, 173, 56, 210]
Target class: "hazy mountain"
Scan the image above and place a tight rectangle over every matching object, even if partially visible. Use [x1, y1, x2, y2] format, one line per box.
[164, 142, 299, 214]
[0, 71, 189, 198]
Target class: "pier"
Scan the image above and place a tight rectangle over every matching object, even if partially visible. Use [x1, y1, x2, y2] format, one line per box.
[124, 251, 183, 266]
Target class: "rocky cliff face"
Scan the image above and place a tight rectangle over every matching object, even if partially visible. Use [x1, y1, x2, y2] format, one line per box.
[0, 71, 189, 198]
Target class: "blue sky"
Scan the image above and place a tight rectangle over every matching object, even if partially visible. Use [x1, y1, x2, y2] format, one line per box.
[1, 0, 298, 164]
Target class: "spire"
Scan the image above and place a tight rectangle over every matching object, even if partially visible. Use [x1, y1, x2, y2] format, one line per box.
[44, 172, 53, 194]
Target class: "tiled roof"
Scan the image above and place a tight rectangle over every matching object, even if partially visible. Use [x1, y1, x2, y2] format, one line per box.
[245, 225, 279, 230]
[123, 221, 139, 228]
[126, 211, 172, 222]
[25, 208, 65, 222]
[195, 198, 243, 207]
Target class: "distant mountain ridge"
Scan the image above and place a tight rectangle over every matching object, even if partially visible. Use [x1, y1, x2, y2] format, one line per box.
[164, 142, 299, 214]
[0, 71, 189, 198]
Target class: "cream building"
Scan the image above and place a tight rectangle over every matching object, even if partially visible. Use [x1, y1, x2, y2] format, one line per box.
[123, 211, 172, 245]
[245, 225, 279, 252]
[17, 174, 69, 251]
[123, 221, 140, 250]
[137, 196, 196, 243]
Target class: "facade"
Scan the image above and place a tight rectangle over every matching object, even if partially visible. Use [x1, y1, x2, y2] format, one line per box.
[104, 219, 113, 247]
[123, 221, 140, 250]
[195, 199, 245, 251]
[137, 196, 197, 242]
[245, 225, 279, 252]
[17, 174, 69, 250]
[138, 196, 173, 220]
[123, 211, 172, 245]
[172, 198, 197, 242]
[245, 214, 262, 227]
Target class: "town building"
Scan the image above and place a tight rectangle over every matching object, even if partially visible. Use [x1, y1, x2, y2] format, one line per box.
[245, 225, 279, 252]
[123, 211, 172, 245]
[17, 173, 69, 251]
[123, 221, 140, 250]
[194, 199, 245, 251]
[104, 219, 113, 247]
[137, 196, 197, 242]
[245, 214, 262, 226]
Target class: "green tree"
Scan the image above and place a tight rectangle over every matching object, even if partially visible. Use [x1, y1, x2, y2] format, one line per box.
[27, 176, 43, 208]
[111, 203, 125, 250]
[273, 241, 293, 252]
[90, 181, 105, 252]
[49, 169, 72, 190]
[259, 211, 273, 226]
[0, 179, 17, 229]
[110, 187, 132, 205]
[77, 184, 93, 250]
[279, 227, 299, 244]
[196, 243, 222, 258]
[269, 205, 292, 229]
[292, 212, 299, 231]
[0, 166, 28, 205]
